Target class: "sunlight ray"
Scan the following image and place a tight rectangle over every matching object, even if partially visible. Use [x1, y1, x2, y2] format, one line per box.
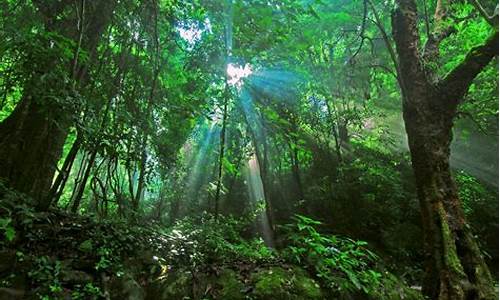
[245, 154, 275, 247]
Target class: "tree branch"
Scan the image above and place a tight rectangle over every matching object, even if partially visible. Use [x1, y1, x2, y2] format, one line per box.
[467, 0, 498, 27]
[422, 0, 456, 65]
[440, 31, 498, 104]
[348, 0, 368, 63]
[367, 0, 402, 83]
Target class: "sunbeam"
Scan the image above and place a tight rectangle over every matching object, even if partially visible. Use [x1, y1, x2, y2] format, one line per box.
[245, 154, 275, 247]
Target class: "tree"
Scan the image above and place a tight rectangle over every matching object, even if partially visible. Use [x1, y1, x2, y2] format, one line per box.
[391, 0, 498, 298]
[0, 0, 117, 209]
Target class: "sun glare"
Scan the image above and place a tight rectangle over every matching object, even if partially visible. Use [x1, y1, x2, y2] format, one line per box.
[227, 63, 252, 86]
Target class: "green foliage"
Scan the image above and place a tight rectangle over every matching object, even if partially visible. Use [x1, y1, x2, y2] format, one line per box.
[455, 170, 498, 263]
[283, 215, 381, 294]
[281, 215, 423, 299]
[456, 170, 494, 215]
[28, 256, 64, 299]
[71, 283, 103, 300]
[167, 213, 276, 268]
[78, 239, 93, 253]
[0, 217, 15, 242]
[0, 0, 497, 298]
[95, 246, 113, 271]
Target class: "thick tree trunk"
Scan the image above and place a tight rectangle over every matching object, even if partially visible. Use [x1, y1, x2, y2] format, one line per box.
[0, 96, 70, 205]
[0, 0, 116, 209]
[392, 1, 498, 299]
[403, 93, 494, 299]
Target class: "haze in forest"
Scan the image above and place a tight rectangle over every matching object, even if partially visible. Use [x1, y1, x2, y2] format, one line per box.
[0, 1, 498, 300]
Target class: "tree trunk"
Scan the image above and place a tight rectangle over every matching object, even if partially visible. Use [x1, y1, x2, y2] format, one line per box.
[214, 83, 230, 220]
[392, 1, 498, 298]
[133, 148, 147, 211]
[325, 99, 342, 162]
[244, 112, 276, 243]
[133, 1, 160, 212]
[45, 134, 82, 209]
[0, 97, 70, 205]
[287, 140, 305, 203]
[0, 0, 116, 208]
[254, 136, 276, 243]
[71, 150, 97, 213]
[403, 93, 494, 299]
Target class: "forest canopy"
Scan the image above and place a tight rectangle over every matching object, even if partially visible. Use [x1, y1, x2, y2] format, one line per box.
[0, 0, 498, 299]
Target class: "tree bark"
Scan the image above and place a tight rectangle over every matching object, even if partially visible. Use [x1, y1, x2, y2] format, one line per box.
[133, 0, 160, 212]
[44, 134, 82, 209]
[70, 150, 97, 213]
[0, 0, 116, 209]
[392, 1, 498, 299]
[0, 96, 70, 204]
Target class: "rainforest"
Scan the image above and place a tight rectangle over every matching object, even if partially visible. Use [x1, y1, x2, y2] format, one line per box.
[0, 0, 498, 299]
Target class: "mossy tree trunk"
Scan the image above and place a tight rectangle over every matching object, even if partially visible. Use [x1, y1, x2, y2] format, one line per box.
[392, 0, 498, 299]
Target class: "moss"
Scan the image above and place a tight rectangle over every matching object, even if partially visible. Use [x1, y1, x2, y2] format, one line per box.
[252, 267, 290, 299]
[251, 267, 322, 300]
[436, 202, 466, 277]
[291, 268, 322, 299]
[158, 270, 192, 299]
[214, 269, 245, 299]
[370, 273, 424, 300]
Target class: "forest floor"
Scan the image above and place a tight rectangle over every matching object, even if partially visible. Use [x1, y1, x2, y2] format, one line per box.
[0, 195, 424, 300]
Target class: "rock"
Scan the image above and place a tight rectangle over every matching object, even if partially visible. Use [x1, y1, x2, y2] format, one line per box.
[60, 270, 93, 284]
[156, 269, 191, 299]
[147, 267, 246, 300]
[0, 287, 25, 300]
[109, 274, 145, 300]
[0, 250, 15, 273]
[251, 267, 290, 299]
[290, 267, 323, 299]
[212, 269, 245, 300]
[368, 273, 424, 300]
[0, 273, 27, 300]
[72, 258, 95, 271]
[250, 266, 322, 300]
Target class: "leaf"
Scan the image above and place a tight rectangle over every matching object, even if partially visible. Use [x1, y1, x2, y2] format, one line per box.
[308, 5, 320, 20]
[79, 239, 93, 253]
[5, 227, 15, 241]
[341, 266, 362, 290]
[0, 217, 11, 228]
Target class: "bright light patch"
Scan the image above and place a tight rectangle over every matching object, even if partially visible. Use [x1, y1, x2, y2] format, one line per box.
[210, 106, 224, 124]
[227, 63, 252, 86]
[178, 26, 202, 44]
[177, 19, 212, 46]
